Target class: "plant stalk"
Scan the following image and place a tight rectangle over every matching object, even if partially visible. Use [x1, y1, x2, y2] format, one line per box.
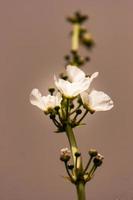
[65, 123, 82, 169]
[72, 23, 80, 51]
[65, 123, 86, 200]
[76, 181, 86, 200]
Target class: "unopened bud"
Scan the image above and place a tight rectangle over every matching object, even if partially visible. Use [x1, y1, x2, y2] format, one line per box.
[59, 73, 68, 80]
[55, 106, 60, 112]
[76, 109, 82, 115]
[48, 88, 55, 95]
[64, 55, 70, 60]
[68, 164, 74, 170]
[77, 97, 82, 104]
[89, 149, 98, 157]
[70, 102, 74, 109]
[50, 113, 55, 119]
[81, 33, 95, 48]
[75, 152, 81, 157]
[60, 148, 71, 162]
[93, 153, 104, 167]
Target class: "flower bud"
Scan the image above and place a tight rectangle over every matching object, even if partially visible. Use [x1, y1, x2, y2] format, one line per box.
[85, 56, 90, 62]
[81, 33, 95, 49]
[77, 97, 82, 104]
[68, 164, 74, 170]
[75, 152, 81, 157]
[48, 88, 55, 95]
[60, 148, 71, 162]
[59, 73, 68, 80]
[93, 153, 104, 167]
[67, 12, 88, 24]
[89, 149, 98, 157]
[76, 109, 82, 115]
[64, 55, 70, 60]
[70, 102, 74, 109]
[50, 113, 55, 119]
[55, 106, 60, 112]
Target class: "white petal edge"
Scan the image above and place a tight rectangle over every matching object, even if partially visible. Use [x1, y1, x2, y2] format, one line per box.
[66, 65, 86, 82]
[30, 88, 45, 110]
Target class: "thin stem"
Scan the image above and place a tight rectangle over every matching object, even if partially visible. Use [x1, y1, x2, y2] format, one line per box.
[70, 104, 82, 115]
[57, 110, 63, 124]
[77, 110, 88, 124]
[72, 113, 79, 122]
[65, 123, 82, 171]
[83, 157, 92, 174]
[66, 98, 70, 119]
[76, 182, 86, 200]
[85, 165, 97, 182]
[64, 162, 75, 182]
[89, 165, 97, 177]
[51, 118, 61, 127]
[72, 23, 80, 51]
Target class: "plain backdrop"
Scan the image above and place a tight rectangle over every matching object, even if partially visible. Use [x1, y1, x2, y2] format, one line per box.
[0, 0, 133, 200]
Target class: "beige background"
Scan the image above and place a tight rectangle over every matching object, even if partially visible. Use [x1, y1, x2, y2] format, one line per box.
[0, 0, 132, 199]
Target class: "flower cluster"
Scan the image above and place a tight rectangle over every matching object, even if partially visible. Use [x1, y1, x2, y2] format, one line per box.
[59, 147, 104, 184]
[30, 65, 113, 131]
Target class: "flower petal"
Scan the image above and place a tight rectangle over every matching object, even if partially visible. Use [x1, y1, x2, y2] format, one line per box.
[55, 92, 62, 105]
[89, 72, 99, 84]
[81, 90, 114, 111]
[54, 76, 91, 98]
[30, 88, 45, 110]
[66, 65, 86, 82]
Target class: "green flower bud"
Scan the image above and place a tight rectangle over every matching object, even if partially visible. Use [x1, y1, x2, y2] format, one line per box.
[89, 149, 98, 157]
[81, 33, 95, 49]
[67, 11, 88, 24]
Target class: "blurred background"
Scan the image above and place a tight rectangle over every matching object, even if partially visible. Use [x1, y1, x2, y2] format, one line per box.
[0, 0, 132, 199]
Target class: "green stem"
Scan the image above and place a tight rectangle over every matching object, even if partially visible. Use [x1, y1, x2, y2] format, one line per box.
[85, 165, 97, 182]
[76, 182, 86, 200]
[83, 157, 92, 174]
[65, 123, 81, 169]
[64, 162, 75, 182]
[72, 23, 80, 51]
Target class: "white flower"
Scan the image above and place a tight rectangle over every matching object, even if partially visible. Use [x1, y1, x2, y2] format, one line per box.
[30, 88, 62, 112]
[54, 76, 92, 98]
[54, 67, 98, 98]
[66, 65, 99, 83]
[81, 90, 114, 112]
